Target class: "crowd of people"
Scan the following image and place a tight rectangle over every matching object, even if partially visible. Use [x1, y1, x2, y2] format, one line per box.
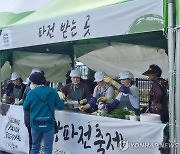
[0, 64, 169, 154]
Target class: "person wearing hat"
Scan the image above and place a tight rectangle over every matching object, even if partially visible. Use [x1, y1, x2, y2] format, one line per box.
[61, 69, 91, 111]
[104, 70, 140, 115]
[2, 72, 26, 104]
[21, 68, 44, 153]
[79, 71, 114, 115]
[23, 72, 64, 154]
[142, 64, 169, 123]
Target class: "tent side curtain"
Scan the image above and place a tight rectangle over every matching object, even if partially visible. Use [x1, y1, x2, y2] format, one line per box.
[74, 31, 167, 58]
[12, 51, 72, 82]
[1, 50, 11, 67]
[0, 41, 75, 65]
[78, 42, 168, 79]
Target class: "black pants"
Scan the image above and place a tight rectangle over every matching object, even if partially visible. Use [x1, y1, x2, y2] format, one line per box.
[25, 123, 32, 154]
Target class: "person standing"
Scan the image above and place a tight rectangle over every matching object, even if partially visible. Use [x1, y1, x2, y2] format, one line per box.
[2, 72, 26, 104]
[104, 71, 140, 115]
[79, 71, 114, 115]
[23, 72, 64, 154]
[61, 69, 91, 110]
[22, 68, 43, 153]
[142, 64, 169, 123]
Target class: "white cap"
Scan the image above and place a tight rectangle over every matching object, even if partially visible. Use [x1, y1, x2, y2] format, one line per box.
[11, 72, 20, 81]
[30, 68, 42, 75]
[70, 69, 81, 77]
[119, 71, 134, 80]
[94, 71, 106, 82]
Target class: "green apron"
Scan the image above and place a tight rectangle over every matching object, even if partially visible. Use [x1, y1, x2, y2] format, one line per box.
[119, 95, 134, 111]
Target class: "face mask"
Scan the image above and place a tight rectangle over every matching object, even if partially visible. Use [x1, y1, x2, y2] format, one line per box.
[30, 83, 36, 89]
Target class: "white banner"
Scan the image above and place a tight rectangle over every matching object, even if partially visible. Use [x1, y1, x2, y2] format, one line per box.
[0, 0, 163, 50]
[0, 103, 28, 154]
[0, 103, 166, 154]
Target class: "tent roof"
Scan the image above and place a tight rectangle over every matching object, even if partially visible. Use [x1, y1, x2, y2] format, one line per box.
[10, 0, 133, 27]
[0, 0, 132, 28]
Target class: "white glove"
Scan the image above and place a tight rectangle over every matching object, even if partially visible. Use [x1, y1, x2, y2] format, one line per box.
[2, 94, 10, 103]
[79, 99, 87, 105]
[97, 97, 113, 103]
[57, 91, 66, 101]
[14, 99, 23, 105]
[104, 76, 121, 89]
[79, 104, 90, 111]
[98, 109, 107, 116]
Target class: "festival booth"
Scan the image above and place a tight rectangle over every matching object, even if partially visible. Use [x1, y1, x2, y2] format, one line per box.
[0, 0, 169, 153]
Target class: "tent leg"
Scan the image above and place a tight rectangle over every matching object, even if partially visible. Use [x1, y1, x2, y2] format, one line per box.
[175, 28, 180, 154]
[176, 0, 180, 153]
[168, 0, 176, 154]
[0, 51, 1, 101]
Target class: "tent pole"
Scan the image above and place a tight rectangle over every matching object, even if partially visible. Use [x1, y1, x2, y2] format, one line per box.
[176, 0, 180, 153]
[168, 0, 176, 154]
[0, 51, 1, 101]
[175, 30, 180, 154]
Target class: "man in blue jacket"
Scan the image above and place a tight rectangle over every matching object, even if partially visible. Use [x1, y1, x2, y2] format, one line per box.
[23, 72, 64, 154]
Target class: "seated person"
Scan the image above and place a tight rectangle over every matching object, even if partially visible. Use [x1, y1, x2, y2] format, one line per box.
[61, 69, 91, 111]
[104, 71, 140, 115]
[79, 71, 114, 115]
[2, 72, 26, 104]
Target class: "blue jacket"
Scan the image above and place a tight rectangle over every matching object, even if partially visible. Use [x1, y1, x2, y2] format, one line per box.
[23, 86, 64, 131]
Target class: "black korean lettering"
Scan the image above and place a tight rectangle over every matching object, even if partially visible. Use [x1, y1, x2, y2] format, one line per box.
[78, 126, 84, 144]
[71, 20, 77, 37]
[47, 22, 55, 38]
[94, 140, 106, 154]
[106, 133, 114, 150]
[95, 123, 103, 139]
[57, 120, 63, 131]
[94, 123, 106, 154]
[39, 26, 46, 37]
[83, 15, 90, 37]
[63, 125, 70, 140]
[112, 131, 124, 148]
[84, 124, 91, 140]
[83, 124, 92, 149]
[71, 124, 78, 138]
[60, 20, 70, 39]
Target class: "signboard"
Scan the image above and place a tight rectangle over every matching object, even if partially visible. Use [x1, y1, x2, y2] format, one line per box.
[0, 0, 163, 50]
[0, 103, 165, 154]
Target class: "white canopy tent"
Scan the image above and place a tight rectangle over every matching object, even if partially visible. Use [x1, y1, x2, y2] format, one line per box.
[0, 0, 165, 82]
